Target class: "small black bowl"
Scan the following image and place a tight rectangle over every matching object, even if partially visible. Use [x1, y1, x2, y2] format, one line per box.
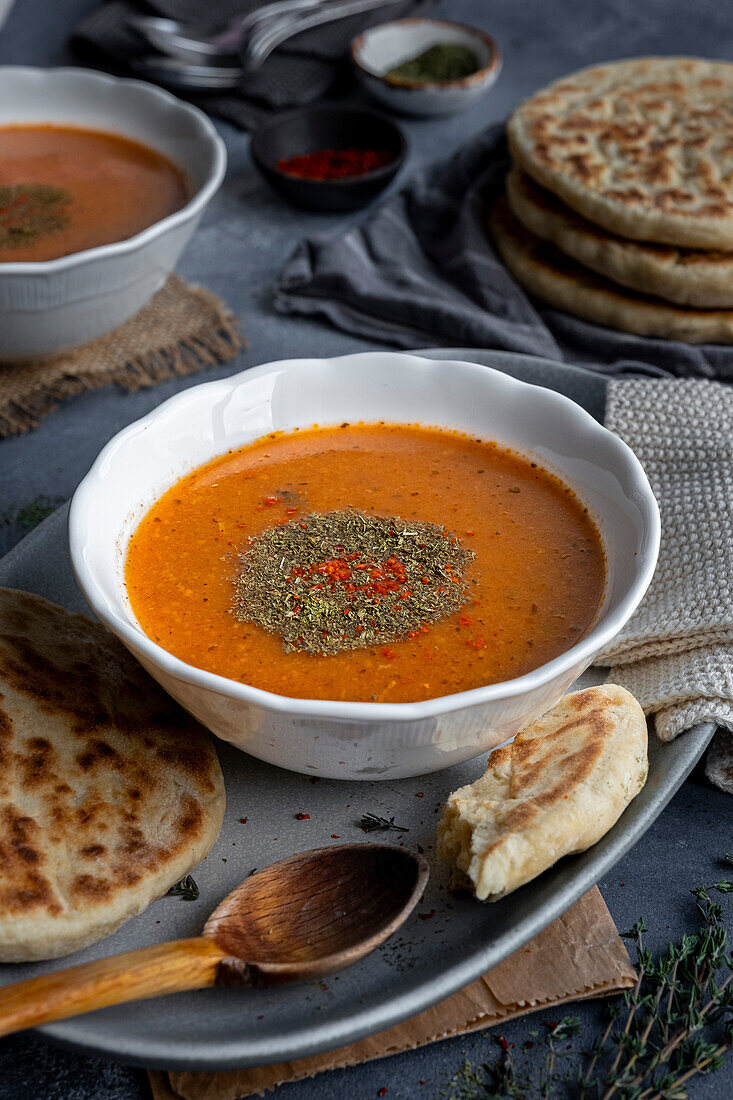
[250, 105, 407, 211]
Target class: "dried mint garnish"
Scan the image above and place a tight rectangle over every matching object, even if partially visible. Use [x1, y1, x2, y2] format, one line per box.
[232, 509, 474, 656]
[0, 183, 71, 249]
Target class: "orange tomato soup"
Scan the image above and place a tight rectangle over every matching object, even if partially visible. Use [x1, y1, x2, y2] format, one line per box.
[0, 125, 188, 261]
[125, 424, 605, 703]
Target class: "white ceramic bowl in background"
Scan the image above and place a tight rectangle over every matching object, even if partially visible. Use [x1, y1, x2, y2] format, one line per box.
[0, 67, 226, 360]
[69, 352, 659, 780]
[351, 19, 501, 117]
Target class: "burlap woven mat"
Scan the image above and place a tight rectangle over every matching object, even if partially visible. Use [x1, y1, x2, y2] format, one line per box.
[0, 274, 244, 438]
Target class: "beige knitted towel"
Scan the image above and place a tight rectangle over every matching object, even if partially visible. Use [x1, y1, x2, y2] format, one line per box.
[595, 379, 733, 784]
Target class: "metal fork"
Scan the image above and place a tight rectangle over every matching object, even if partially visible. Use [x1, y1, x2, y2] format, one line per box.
[129, 0, 393, 63]
[129, 0, 326, 61]
[132, 0, 397, 89]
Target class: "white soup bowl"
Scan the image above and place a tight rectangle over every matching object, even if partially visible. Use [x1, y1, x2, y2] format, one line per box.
[0, 67, 225, 359]
[69, 352, 659, 780]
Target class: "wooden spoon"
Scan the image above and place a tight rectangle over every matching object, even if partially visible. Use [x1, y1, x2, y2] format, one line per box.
[0, 843, 428, 1037]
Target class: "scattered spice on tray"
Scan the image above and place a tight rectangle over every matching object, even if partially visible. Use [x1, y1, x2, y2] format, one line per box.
[276, 148, 393, 181]
[232, 509, 473, 656]
[0, 183, 71, 249]
[384, 43, 481, 85]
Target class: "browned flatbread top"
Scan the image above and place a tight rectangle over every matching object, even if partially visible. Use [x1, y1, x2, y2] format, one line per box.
[0, 588, 224, 960]
[508, 58, 733, 247]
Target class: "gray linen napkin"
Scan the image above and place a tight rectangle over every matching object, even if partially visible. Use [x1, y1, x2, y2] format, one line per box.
[275, 126, 733, 380]
[74, 0, 430, 131]
[596, 378, 733, 791]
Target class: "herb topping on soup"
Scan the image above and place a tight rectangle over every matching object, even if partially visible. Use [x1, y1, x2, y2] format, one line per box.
[232, 509, 473, 655]
[125, 423, 606, 704]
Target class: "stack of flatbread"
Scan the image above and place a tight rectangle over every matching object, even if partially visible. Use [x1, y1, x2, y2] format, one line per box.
[490, 58, 733, 342]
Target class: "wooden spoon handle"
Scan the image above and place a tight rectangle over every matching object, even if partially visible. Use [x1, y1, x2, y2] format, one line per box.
[0, 937, 226, 1037]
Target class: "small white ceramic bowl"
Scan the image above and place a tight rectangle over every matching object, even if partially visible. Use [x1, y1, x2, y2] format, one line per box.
[351, 19, 501, 117]
[69, 352, 659, 780]
[0, 67, 226, 360]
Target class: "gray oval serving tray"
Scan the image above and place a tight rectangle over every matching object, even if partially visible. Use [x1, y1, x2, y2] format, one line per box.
[0, 350, 714, 1070]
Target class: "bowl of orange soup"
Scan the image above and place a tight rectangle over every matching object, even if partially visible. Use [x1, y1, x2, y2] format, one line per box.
[0, 67, 225, 359]
[69, 352, 659, 780]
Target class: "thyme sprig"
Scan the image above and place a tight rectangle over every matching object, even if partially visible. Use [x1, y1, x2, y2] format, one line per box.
[439, 875, 733, 1099]
[358, 812, 410, 833]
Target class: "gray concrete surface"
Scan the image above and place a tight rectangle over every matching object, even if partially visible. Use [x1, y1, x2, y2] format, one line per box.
[0, 0, 731, 1097]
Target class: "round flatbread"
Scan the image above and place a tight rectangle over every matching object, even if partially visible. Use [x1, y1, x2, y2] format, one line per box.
[489, 196, 733, 344]
[506, 167, 733, 308]
[507, 58, 733, 248]
[0, 589, 225, 961]
[438, 685, 648, 901]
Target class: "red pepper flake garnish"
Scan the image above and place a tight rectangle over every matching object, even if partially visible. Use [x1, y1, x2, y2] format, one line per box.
[378, 1090, 388, 1097]
[277, 147, 393, 181]
[294, 812, 310, 820]
[331, 834, 341, 838]
[458, 614, 472, 627]
[238, 817, 248, 824]
[415, 791, 424, 798]
[418, 909, 436, 921]
[381, 647, 396, 659]
[497, 1035, 509, 1052]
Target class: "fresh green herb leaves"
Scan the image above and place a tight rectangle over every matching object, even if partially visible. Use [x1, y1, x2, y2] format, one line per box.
[439, 874, 733, 1099]
[166, 874, 199, 901]
[233, 510, 473, 656]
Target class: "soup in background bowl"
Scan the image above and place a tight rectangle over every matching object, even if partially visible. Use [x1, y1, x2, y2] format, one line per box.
[0, 67, 225, 359]
[69, 351, 660, 780]
[0, 124, 189, 263]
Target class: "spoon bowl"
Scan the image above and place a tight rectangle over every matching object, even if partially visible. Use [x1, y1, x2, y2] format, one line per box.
[207, 844, 428, 981]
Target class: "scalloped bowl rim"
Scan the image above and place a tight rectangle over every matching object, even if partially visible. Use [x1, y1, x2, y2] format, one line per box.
[0, 66, 226, 275]
[69, 352, 660, 723]
[351, 18, 502, 90]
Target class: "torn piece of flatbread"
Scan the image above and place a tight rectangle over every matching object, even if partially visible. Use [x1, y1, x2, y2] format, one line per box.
[437, 685, 648, 901]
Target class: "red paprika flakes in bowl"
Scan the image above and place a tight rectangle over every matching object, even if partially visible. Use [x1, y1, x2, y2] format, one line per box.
[251, 106, 407, 211]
